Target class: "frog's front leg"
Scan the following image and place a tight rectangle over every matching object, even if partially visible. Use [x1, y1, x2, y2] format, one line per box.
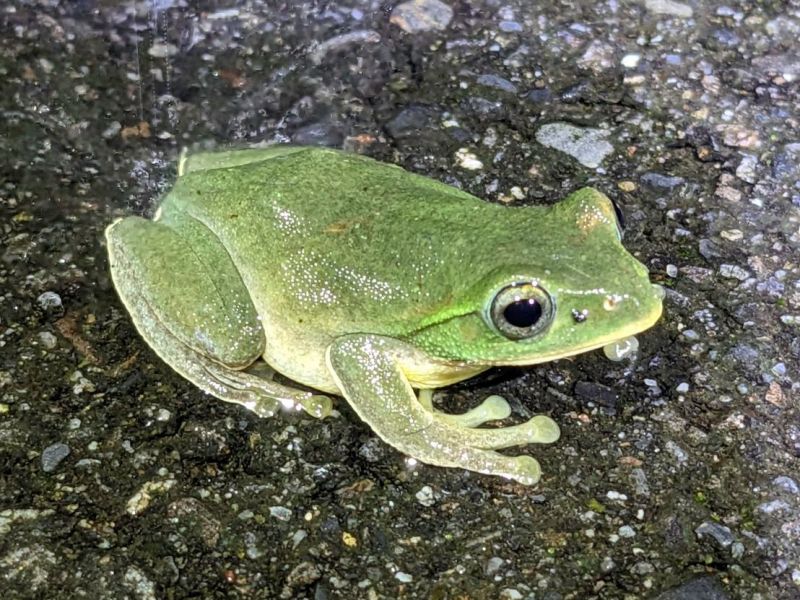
[106, 215, 331, 419]
[327, 335, 558, 485]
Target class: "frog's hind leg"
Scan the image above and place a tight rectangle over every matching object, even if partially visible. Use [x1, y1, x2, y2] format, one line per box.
[328, 334, 556, 485]
[106, 215, 330, 419]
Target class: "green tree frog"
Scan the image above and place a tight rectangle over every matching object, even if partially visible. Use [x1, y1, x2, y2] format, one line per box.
[106, 146, 663, 485]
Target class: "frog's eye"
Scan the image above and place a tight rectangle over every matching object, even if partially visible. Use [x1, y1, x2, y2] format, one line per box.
[489, 282, 554, 340]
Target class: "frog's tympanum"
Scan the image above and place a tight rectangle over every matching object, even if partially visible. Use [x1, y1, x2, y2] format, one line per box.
[106, 147, 663, 484]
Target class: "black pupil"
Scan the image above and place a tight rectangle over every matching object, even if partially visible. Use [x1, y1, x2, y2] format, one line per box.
[503, 298, 542, 328]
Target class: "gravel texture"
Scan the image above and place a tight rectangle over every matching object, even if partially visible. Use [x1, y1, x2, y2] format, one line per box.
[1, 1, 799, 598]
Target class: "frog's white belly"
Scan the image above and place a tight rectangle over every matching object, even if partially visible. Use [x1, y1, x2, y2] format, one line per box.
[260, 316, 340, 394]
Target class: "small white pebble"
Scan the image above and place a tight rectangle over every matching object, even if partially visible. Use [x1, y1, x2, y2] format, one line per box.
[269, 506, 292, 521]
[719, 263, 750, 281]
[676, 382, 690, 393]
[666, 264, 678, 278]
[455, 148, 484, 170]
[395, 571, 413, 583]
[720, 229, 743, 241]
[415, 485, 435, 507]
[618, 525, 636, 538]
[38, 331, 58, 349]
[621, 53, 641, 68]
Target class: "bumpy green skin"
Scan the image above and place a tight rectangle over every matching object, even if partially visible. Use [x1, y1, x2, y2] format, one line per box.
[106, 147, 662, 485]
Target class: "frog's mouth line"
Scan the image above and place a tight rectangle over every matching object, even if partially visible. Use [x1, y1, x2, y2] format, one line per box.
[492, 301, 663, 367]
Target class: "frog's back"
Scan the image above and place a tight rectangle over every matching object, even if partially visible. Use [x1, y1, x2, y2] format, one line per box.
[163, 147, 516, 335]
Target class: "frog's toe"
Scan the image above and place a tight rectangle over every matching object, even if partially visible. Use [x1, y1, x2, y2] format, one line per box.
[526, 415, 561, 444]
[241, 397, 281, 418]
[436, 394, 511, 428]
[471, 394, 512, 422]
[445, 445, 542, 485]
[296, 394, 333, 419]
[492, 454, 542, 486]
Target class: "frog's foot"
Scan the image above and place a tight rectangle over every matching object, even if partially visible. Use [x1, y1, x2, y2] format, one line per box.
[205, 359, 332, 419]
[328, 334, 560, 485]
[107, 216, 331, 420]
[118, 288, 331, 419]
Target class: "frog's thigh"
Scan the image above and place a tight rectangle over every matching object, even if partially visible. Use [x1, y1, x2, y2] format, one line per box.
[326, 334, 544, 485]
[106, 217, 330, 418]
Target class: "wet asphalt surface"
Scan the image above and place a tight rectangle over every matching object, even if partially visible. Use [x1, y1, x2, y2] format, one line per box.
[1, 1, 799, 598]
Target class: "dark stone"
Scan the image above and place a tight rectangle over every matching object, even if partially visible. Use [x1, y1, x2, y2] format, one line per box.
[524, 88, 553, 104]
[320, 516, 341, 537]
[641, 172, 686, 189]
[727, 343, 760, 366]
[695, 521, 734, 548]
[698, 239, 722, 260]
[291, 123, 344, 147]
[180, 422, 231, 460]
[385, 105, 440, 140]
[574, 381, 618, 409]
[559, 80, 594, 103]
[557, 77, 626, 105]
[476, 74, 518, 93]
[655, 576, 731, 600]
[460, 96, 506, 118]
[772, 142, 800, 179]
[37, 291, 65, 317]
[359, 437, 386, 463]
[790, 336, 800, 359]
[786, 423, 800, 457]
[712, 28, 741, 47]
[41, 442, 71, 473]
[447, 127, 474, 143]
